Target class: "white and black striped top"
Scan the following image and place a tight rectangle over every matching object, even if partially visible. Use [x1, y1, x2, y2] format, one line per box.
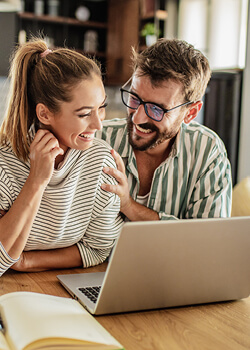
[0, 134, 123, 276]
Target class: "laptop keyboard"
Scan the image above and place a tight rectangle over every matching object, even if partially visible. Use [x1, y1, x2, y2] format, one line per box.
[78, 286, 101, 303]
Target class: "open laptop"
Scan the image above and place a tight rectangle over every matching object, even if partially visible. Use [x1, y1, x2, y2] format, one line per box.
[57, 217, 250, 315]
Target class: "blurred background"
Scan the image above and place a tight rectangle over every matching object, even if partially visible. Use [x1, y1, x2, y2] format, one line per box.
[0, 0, 249, 185]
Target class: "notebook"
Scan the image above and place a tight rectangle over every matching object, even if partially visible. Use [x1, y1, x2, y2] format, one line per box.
[57, 217, 250, 315]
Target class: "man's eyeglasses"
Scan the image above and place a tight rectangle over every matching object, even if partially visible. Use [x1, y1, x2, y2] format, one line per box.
[120, 79, 193, 122]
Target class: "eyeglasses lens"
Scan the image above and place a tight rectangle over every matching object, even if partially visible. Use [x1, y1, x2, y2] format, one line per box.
[146, 104, 163, 121]
[122, 90, 164, 122]
[122, 91, 139, 109]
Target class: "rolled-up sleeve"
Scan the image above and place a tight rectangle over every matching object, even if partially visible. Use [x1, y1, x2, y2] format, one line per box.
[77, 155, 124, 267]
[0, 242, 20, 277]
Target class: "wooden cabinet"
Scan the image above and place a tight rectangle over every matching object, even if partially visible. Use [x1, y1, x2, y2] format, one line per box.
[106, 0, 168, 84]
[106, 0, 140, 85]
[16, 0, 167, 85]
[17, 0, 139, 85]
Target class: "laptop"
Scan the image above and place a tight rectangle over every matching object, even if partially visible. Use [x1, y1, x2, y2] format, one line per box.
[57, 217, 250, 315]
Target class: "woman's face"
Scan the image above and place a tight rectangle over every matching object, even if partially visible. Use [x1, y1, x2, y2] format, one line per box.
[46, 74, 106, 153]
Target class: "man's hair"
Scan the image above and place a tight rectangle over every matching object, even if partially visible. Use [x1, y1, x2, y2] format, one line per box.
[0, 38, 102, 161]
[131, 38, 211, 103]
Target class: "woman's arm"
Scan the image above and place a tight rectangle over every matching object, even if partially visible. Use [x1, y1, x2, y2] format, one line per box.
[0, 178, 47, 258]
[0, 130, 64, 261]
[11, 195, 122, 272]
[11, 245, 82, 272]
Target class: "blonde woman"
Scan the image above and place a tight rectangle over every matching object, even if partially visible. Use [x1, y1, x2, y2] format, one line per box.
[0, 39, 123, 276]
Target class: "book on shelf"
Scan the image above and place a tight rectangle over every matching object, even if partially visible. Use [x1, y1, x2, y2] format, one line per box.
[0, 291, 124, 350]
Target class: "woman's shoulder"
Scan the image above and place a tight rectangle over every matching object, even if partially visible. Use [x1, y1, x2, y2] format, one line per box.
[82, 138, 116, 168]
[92, 137, 112, 151]
[0, 142, 18, 164]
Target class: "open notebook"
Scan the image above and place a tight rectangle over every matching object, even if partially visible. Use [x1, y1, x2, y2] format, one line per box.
[58, 217, 250, 315]
[0, 292, 123, 350]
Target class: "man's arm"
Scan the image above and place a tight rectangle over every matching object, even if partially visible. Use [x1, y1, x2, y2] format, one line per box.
[101, 147, 232, 221]
[119, 198, 160, 221]
[185, 156, 232, 218]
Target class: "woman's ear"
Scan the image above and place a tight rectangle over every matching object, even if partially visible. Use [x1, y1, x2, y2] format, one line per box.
[36, 103, 53, 125]
[183, 101, 203, 124]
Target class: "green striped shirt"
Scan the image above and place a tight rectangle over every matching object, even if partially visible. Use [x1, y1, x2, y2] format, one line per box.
[97, 118, 232, 220]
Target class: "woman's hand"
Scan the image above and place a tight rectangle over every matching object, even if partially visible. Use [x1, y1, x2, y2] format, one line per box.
[101, 149, 132, 212]
[0, 210, 6, 218]
[0, 130, 64, 261]
[28, 129, 64, 188]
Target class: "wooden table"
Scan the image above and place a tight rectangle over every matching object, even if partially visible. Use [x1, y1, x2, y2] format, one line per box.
[1, 265, 250, 350]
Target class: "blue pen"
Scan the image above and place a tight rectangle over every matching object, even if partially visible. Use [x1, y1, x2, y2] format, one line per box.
[0, 315, 5, 333]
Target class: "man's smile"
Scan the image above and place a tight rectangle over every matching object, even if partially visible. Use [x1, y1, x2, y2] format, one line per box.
[135, 124, 154, 134]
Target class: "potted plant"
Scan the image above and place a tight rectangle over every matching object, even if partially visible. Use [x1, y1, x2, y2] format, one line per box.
[141, 22, 160, 47]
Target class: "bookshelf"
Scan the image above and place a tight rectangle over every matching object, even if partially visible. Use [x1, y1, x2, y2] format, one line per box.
[17, 0, 109, 76]
[16, 0, 168, 85]
[139, 0, 168, 50]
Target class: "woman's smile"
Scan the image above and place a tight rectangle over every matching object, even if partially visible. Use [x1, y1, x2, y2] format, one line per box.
[78, 132, 95, 141]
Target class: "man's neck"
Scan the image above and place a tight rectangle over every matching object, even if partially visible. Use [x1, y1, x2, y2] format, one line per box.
[134, 136, 175, 164]
[133, 138, 175, 196]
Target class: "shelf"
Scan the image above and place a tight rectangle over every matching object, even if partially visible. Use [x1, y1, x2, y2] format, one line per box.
[140, 10, 155, 20]
[18, 12, 108, 29]
[140, 9, 167, 20]
[16, 0, 140, 85]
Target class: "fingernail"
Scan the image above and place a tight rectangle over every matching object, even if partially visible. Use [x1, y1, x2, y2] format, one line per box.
[103, 167, 109, 173]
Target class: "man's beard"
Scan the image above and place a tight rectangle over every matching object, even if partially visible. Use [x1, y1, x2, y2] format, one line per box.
[127, 113, 177, 151]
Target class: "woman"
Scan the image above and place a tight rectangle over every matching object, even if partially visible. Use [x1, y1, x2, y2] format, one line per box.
[0, 38, 123, 276]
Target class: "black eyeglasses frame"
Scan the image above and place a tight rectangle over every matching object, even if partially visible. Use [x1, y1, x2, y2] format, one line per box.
[120, 77, 194, 122]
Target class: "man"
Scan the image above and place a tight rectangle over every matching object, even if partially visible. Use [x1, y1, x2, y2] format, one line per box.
[98, 38, 232, 221]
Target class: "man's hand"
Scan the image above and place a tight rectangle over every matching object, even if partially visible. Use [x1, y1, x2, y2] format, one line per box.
[101, 149, 132, 212]
[102, 149, 159, 221]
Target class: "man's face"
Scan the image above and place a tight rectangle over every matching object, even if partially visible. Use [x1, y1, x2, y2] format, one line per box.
[126, 73, 189, 152]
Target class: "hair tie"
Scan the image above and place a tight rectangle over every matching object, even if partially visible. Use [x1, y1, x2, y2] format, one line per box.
[40, 49, 52, 58]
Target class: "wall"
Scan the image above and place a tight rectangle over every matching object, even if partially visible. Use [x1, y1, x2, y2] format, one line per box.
[0, 4, 17, 76]
[177, 0, 248, 70]
[0, 77, 9, 124]
[237, 7, 250, 181]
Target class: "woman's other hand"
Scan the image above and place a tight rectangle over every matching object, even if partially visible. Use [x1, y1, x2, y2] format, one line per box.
[28, 129, 64, 188]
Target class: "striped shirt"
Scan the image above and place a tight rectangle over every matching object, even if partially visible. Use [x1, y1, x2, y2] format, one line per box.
[96, 118, 232, 220]
[0, 134, 123, 276]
